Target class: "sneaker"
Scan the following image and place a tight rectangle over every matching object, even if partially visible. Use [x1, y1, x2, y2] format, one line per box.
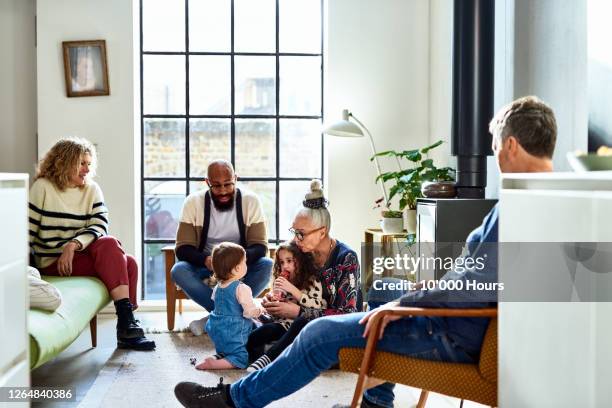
[174, 377, 231, 408]
[189, 315, 209, 336]
[246, 354, 271, 373]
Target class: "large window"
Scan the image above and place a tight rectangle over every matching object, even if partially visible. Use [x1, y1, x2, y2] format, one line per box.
[140, 0, 324, 299]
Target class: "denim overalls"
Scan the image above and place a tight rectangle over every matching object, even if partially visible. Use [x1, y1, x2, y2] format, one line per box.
[205, 280, 255, 368]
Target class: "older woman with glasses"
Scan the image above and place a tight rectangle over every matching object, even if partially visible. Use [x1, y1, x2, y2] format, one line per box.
[242, 180, 362, 370]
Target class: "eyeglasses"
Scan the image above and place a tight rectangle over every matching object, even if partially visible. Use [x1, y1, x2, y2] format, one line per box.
[288, 227, 325, 241]
[206, 181, 235, 192]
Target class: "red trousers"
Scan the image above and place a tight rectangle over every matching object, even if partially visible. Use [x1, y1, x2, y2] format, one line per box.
[42, 236, 138, 308]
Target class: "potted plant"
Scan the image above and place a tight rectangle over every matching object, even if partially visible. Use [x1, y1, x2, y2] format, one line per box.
[372, 140, 455, 233]
[379, 210, 404, 233]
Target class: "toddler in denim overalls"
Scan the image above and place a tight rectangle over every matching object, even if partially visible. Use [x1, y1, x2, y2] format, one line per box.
[196, 242, 265, 370]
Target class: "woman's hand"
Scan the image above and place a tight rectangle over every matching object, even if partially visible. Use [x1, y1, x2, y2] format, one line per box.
[359, 301, 403, 340]
[263, 299, 301, 319]
[57, 241, 79, 276]
[274, 277, 301, 300]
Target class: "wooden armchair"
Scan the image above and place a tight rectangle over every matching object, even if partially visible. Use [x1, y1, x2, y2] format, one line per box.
[163, 245, 276, 331]
[339, 307, 498, 408]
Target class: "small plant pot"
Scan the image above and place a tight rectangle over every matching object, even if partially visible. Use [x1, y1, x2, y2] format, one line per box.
[381, 216, 404, 234]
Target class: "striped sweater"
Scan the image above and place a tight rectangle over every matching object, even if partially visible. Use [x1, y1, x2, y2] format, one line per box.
[29, 178, 109, 269]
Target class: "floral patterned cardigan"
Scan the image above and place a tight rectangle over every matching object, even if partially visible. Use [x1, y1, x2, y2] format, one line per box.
[299, 240, 362, 321]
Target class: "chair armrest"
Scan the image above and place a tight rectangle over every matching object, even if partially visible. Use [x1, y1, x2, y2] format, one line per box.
[356, 306, 497, 383]
[374, 306, 498, 319]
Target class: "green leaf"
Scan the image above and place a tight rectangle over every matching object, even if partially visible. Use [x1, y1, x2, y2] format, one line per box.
[399, 197, 408, 211]
[370, 150, 398, 160]
[399, 171, 418, 184]
[421, 159, 434, 168]
[388, 184, 400, 202]
[420, 140, 444, 154]
[405, 150, 422, 162]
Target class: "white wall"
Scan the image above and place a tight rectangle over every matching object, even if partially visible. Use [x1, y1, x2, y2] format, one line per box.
[428, 0, 453, 169]
[512, 0, 588, 171]
[36, 0, 138, 258]
[0, 0, 37, 177]
[325, 0, 431, 252]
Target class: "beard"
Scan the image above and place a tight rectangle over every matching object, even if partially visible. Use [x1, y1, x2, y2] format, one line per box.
[211, 191, 235, 212]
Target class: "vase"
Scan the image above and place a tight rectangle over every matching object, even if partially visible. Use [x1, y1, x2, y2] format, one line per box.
[380, 217, 404, 234]
[404, 208, 417, 234]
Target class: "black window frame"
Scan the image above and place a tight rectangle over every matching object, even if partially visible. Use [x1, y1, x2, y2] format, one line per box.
[139, 0, 325, 299]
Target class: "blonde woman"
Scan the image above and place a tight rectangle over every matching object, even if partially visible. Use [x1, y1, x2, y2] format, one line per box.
[29, 138, 155, 351]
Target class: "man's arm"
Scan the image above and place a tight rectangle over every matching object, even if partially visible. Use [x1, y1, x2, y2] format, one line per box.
[175, 195, 208, 266]
[175, 244, 210, 266]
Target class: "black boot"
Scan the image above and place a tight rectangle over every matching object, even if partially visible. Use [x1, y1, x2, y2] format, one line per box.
[114, 298, 156, 351]
[115, 298, 144, 339]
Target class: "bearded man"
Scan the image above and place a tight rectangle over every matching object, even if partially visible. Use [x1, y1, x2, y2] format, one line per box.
[171, 160, 272, 335]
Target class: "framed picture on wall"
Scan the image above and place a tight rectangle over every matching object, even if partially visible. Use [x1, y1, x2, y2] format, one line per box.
[62, 40, 110, 97]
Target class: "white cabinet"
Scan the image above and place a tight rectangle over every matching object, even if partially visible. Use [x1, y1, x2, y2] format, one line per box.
[499, 172, 612, 408]
[0, 174, 29, 407]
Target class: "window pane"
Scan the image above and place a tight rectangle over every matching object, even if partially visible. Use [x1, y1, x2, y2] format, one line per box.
[234, 0, 275, 53]
[279, 0, 321, 53]
[143, 0, 185, 52]
[144, 181, 185, 240]
[279, 180, 314, 241]
[235, 56, 276, 115]
[143, 55, 186, 114]
[279, 119, 322, 178]
[280, 56, 321, 116]
[189, 119, 231, 177]
[144, 243, 166, 300]
[190, 56, 231, 115]
[189, 0, 230, 52]
[239, 180, 276, 240]
[144, 119, 186, 177]
[235, 119, 276, 177]
[189, 180, 208, 194]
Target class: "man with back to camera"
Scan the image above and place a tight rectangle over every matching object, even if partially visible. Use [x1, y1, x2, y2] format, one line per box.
[173, 96, 557, 408]
[171, 160, 273, 336]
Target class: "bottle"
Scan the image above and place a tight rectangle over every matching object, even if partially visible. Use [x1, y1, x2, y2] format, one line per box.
[273, 270, 291, 300]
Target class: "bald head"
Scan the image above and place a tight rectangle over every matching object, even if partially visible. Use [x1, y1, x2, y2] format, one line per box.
[207, 160, 235, 181]
[206, 159, 237, 211]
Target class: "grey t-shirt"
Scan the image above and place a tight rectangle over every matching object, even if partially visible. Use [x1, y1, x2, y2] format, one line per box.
[204, 199, 241, 253]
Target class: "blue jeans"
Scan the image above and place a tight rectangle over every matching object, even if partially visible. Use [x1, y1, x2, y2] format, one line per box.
[170, 257, 273, 312]
[230, 309, 475, 407]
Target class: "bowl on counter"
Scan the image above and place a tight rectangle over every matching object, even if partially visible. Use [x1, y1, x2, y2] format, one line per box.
[567, 152, 612, 172]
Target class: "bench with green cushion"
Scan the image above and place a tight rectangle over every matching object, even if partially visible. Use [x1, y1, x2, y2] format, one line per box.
[28, 276, 110, 369]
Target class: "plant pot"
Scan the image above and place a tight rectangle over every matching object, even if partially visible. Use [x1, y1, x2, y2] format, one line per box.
[404, 208, 417, 234]
[380, 216, 404, 234]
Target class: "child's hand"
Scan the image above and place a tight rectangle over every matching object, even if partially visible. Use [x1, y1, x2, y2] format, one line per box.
[274, 277, 301, 299]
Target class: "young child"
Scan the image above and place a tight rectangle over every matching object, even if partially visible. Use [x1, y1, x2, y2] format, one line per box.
[246, 241, 326, 372]
[195, 242, 265, 370]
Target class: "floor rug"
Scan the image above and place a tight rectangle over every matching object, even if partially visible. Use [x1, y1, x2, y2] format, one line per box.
[77, 331, 420, 408]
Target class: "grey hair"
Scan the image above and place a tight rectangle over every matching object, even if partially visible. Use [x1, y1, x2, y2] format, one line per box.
[488, 95, 557, 158]
[295, 179, 331, 232]
[296, 206, 331, 232]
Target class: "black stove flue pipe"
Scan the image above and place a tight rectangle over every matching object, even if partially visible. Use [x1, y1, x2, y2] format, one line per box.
[451, 0, 495, 198]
